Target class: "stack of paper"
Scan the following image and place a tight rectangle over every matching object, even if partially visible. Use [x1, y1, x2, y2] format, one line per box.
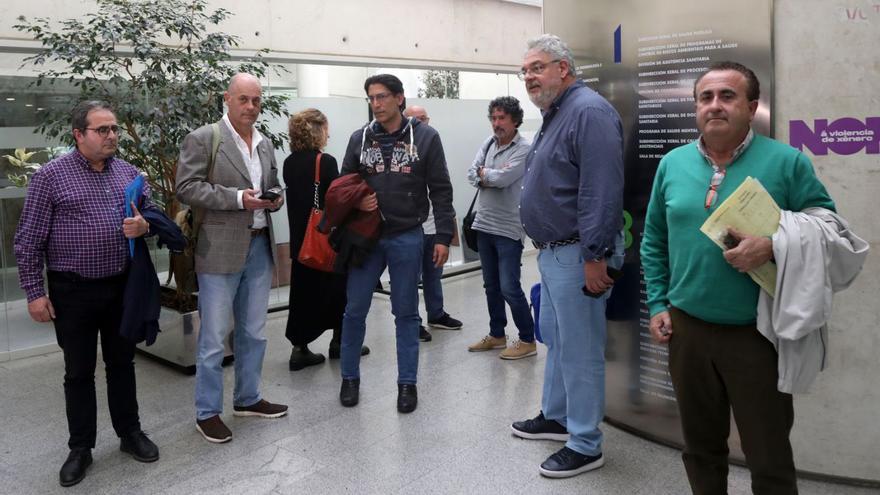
[700, 177, 780, 297]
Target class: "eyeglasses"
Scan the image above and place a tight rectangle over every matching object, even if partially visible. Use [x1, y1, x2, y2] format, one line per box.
[84, 125, 120, 137]
[365, 92, 392, 103]
[517, 59, 561, 80]
[704, 166, 727, 209]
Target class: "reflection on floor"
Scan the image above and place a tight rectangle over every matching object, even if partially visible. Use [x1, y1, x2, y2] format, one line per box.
[0, 253, 873, 494]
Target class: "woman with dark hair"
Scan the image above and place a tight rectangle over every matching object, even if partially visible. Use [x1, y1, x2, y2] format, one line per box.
[284, 108, 369, 370]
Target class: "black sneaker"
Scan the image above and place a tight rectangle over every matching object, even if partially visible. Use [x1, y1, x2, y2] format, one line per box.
[419, 325, 432, 342]
[427, 313, 463, 330]
[539, 447, 604, 478]
[511, 411, 569, 441]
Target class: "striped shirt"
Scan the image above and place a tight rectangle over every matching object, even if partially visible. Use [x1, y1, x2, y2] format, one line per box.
[14, 149, 149, 302]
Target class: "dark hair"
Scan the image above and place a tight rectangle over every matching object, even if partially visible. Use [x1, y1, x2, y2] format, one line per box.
[693, 61, 761, 102]
[288, 108, 328, 152]
[364, 74, 405, 111]
[488, 96, 524, 128]
[364, 74, 404, 95]
[71, 100, 114, 132]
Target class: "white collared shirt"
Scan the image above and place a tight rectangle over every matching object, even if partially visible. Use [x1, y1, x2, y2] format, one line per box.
[222, 114, 267, 229]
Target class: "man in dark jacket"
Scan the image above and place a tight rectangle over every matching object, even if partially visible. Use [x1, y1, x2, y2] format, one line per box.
[338, 74, 455, 413]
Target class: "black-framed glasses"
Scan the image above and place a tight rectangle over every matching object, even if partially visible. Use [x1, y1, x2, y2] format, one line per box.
[517, 59, 561, 80]
[365, 92, 392, 103]
[85, 125, 120, 137]
[704, 166, 727, 209]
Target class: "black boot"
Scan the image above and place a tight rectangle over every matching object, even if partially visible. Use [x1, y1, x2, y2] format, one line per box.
[289, 345, 326, 371]
[120, 430, 159, 462]
[329, 335, 370, 360]
[340, 378, 360, 407]
[397, 384, 418, 413]
[59, 448, 92, 487]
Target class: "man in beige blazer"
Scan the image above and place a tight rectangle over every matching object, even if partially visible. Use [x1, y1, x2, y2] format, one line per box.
[176, 73, 288, 444]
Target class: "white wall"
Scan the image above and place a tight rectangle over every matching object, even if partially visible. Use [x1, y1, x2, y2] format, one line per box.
[1, 0, 542, 70]
[774, 0, 880, 480]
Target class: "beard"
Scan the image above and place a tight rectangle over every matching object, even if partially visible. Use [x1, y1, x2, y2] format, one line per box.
[528, 86, 558, 110]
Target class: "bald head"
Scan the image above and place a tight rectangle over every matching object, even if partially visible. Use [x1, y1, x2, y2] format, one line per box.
[224, 73, 262, 133]
[404, 105, 429, 125]
[227, 73, 261, 93]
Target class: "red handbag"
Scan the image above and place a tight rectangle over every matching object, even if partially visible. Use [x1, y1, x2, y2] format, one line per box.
[297, 153, 337, 272]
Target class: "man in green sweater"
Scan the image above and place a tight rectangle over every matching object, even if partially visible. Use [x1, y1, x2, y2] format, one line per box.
[641, 61, 834, 494]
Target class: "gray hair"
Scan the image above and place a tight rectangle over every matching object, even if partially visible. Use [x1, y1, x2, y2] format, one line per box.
[526, 34, 576, 77]
[71, 100, 114, 131]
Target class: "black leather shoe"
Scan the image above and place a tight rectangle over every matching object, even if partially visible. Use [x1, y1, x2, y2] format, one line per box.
[59, 448, 92, 487]
[328, 342, 371, 360]
[340, 378, 360, 407]
[397, 383, 418, 413]
[120, 430, 159, 462]
[289, 346, 325, 371]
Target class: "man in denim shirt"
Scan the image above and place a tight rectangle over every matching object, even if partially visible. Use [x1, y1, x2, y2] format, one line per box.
[510, 34, 625, 479]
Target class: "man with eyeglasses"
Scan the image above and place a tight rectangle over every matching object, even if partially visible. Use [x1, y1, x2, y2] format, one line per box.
[641, 61, 835, 493]
[402, 104, 464, 344]
[338, 74, 455, 413]
[511, 34, 625, 478]
[14, 100, 159, 486]
[177, 73, 288, 444]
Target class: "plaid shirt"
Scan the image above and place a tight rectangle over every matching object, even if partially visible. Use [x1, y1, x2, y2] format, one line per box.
[14, 149, 149, 302]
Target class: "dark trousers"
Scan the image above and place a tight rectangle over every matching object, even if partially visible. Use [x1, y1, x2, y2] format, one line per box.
[48, 271, 141, 450]
[668, 307, 797, 495]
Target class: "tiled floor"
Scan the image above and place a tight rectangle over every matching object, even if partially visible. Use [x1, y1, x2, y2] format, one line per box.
[0, 253, 876, 494]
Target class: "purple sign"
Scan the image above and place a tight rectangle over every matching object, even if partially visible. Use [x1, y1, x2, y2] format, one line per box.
[790, 117, 879, 155]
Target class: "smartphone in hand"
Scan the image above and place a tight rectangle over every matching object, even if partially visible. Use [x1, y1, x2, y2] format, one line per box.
[259, 187, 283, 201]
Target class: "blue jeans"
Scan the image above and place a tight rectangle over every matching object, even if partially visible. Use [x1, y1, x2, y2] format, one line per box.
[538, 233, 625, 456]
[342, 227, 423, 384]
[194, 234, 273, 421]
[421, 234, 445, 321]
[476, 231, 534, 342]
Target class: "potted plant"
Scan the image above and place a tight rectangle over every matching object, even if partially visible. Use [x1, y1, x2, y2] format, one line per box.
[15, 0, 289, 371]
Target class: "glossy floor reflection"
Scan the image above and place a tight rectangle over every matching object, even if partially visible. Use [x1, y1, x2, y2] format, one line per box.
[0, 253, 874, 494]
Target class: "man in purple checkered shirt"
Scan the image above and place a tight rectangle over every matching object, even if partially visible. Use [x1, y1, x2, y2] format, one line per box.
[14, 100, 160, 487]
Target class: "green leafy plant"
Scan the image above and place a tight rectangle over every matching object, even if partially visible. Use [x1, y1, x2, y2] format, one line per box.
[14, 0, 289, 215]
[4, 146, 69, 187]
[15, 0, 289, 308]
[418, 69, 460, 99]
[4, 148, 42, 187]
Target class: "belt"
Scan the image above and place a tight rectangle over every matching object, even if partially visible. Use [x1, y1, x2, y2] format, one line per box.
[47, 270, 126, 283]
[250, 227, 268, 238]
[532, 237, 580, 250]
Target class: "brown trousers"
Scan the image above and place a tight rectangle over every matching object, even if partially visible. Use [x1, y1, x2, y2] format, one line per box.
[668, 307, 797, 495]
